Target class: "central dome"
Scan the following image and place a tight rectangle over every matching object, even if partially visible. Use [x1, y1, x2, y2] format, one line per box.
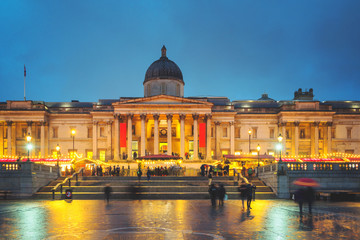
[144, 46, 184, 84]
[143, 46, 184, 97]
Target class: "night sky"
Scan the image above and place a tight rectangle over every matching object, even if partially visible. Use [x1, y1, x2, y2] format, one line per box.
[1, 0, 359, 103]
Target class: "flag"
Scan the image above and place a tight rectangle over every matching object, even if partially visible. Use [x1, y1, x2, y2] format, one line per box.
[24, 65, 26, 77]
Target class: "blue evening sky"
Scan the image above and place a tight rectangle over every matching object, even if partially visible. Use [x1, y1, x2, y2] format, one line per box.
[0, 0, 359, 102]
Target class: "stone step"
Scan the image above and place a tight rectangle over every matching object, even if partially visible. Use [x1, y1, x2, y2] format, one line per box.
[34, 191, 277, 200]
[38, 185, 273, 193]
[80, 176, 235, 181]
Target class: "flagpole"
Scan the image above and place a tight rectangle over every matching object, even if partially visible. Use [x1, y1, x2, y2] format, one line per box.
[24, 64, 26, 101]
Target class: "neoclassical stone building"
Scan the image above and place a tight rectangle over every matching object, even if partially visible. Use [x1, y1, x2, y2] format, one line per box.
[0, 46, 359, 161]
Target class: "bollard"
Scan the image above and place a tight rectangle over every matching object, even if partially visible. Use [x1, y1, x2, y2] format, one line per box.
[52, 189, 55, 200]
[68, 178, 71, 187]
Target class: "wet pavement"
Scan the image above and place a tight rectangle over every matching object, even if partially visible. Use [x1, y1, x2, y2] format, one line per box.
[0, 199, 359, 239]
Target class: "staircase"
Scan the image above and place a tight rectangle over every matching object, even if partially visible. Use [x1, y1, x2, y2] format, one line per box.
[34, 176, 276, 200]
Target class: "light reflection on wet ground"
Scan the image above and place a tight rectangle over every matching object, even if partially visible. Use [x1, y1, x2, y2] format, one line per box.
[0, 200, 359, 239]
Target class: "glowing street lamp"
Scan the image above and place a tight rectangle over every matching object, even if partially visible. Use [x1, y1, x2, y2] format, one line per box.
[248, 129, 252, 153]
[277, 134, 283, 163]
[71, 129, 76, 159]
[26, 133, 32, 161]
[256, 144, 260, 177]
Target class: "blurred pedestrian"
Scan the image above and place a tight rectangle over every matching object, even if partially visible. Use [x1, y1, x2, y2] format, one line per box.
[208, 183, 218, 207]
[147, 168, 151, 181]
[295, 187, 315, 215]
[104, 184, 112, 203]
[137, 168, 142, 182]
[208, 172, 213, 186]
[238, 180, 248, 209]
[246, 182, 256, 210]
[218, 183, 226, 206]
[247, 168, 253, 180]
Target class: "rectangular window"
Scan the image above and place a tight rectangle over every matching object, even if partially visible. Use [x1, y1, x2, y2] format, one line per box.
[100, 126, 105, 137]
[319, 129, 323, 139]
[99, 151, 106, 161]
[300, 129, 305, 139]
[22, 128, 27, 137]
[223, 127, 228, 137]
[52, 151, 58, 159]
[253, 128, 257, 139]
[269, 128, 274, 139]
[331, 127, 336, 138]
[347, 127, 352, 139]
[235, 127, 240, 138]
[88, 127, 93, 138]
[52, 127, 58, 138]
[286, 129, 291, 139]
[87, 151, 93, 159]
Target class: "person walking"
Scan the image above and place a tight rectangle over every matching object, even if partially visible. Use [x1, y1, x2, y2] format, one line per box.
[208, 172, 213, 186]
[104, 184, 112, 203]
[146, 168, 151, 181]
[137, 168, 142, 182]
[208, 183, 218, 207]
[218, 183, 226, 206]
[247, 168, 253, 180]
[246, 182, 256, 210]
[295, 187, 315, 215]
[238, 180, 248, 210]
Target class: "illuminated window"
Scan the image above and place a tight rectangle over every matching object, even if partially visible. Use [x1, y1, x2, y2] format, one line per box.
[99, 151, 106, 161]
[300, 129, 305, 139]
[22, 128, 27, 137]
[87, 151, 93, 159]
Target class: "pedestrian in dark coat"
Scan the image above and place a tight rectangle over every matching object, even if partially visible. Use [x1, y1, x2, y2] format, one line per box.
[208, 184, 218, 206]
[218, 184, 226, 206]
[208, 172, 213, 186]
[104, 184, 112, 203]
[295, 187, 315, 215]
[147, 169, 151, 181]
[238, 180, 248, 209]
[246, 182, 256, 210]
[137, 169, 142, 182]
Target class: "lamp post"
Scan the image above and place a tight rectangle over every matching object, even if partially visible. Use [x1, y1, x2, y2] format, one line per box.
[248, 129, 252, 153]
[71, 129, 76, 159]
[256, 144, 260, 177]
[277, 134, 283, 163]
[56, 144, 61, 177]
[26, 133, 32, 162]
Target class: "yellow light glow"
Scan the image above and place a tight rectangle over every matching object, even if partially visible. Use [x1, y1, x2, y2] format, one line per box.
[71, 129, 76, 135]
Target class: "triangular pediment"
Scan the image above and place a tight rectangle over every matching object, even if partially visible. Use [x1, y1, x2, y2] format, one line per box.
[113, 95, 213, 106]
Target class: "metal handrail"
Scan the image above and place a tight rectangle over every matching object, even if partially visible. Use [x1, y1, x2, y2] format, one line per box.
[52, 167, 84, 199]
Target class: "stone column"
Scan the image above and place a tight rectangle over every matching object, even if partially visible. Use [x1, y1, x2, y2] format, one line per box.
[166, 114, 173, 155]
[107, 121, 113, 160]
[127, 114, 133, 160]
[205, 114, 212, 160]
[230, 121, 235, 155]
[214, 121, 221, 159]
[153, 114, 159, 154]
[280, 122, 287, 154]
[192, 114, 199, 160]
[180, 114, 186, 159]
[314, 122, 319, 156]
[140, 114, 146, 157]
[0, 123, 3, 156]
[93, 121, 98, 159]
[6, 121, 13, 156]
[114, 114, 120, 160]
[327, 122, 332, 154]
[294, 121, 300, 156]
[40, 121, 46, 157]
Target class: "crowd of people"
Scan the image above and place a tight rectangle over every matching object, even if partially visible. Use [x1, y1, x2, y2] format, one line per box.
[208, 183, 227, 206]
[200, 164, 230, 177]
[91, 165, 131, 176]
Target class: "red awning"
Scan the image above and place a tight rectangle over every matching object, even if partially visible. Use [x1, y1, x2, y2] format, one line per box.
[300, 158, 343, 162]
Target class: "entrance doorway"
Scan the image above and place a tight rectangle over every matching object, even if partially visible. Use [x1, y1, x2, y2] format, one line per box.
[159, 143, 168, 154]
